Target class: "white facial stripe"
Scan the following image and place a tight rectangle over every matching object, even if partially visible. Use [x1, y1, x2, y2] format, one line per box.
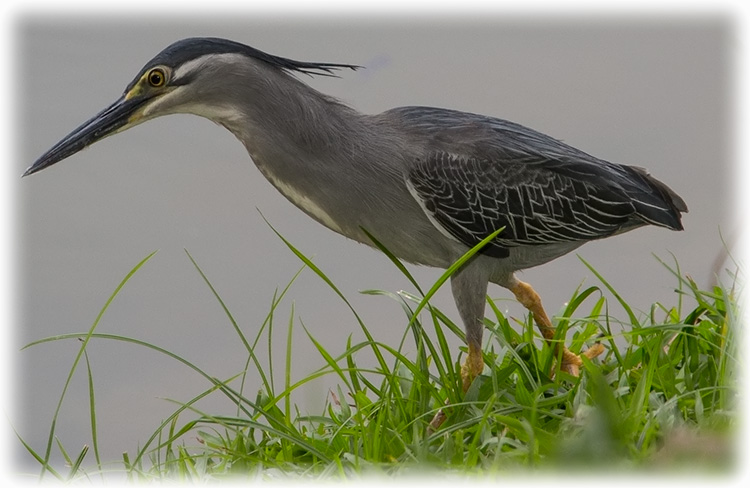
[173, 53, 249, 82]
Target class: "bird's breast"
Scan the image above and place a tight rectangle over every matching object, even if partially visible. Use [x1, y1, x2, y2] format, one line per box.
[283, 187, 346, 235]
[245, 143, 465, 267]
[256, 164, 347, 235]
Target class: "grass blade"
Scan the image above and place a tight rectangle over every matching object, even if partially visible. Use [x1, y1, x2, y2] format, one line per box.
[35, 250, 157, 479]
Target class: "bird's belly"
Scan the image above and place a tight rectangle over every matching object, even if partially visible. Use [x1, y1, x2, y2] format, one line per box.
[257, 158, 586, 273]
[250, 153, 464, 267]
[505, 241, 586, 270]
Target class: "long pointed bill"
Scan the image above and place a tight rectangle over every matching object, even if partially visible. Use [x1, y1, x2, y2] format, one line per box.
[23, 95, 149, 177]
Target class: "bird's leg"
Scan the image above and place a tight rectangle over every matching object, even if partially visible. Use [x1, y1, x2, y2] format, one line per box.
[510, 280, 604, 376]
[451, 264, 490, 389]
[428, 263, 489, 433]
[428, 340, 483, 433]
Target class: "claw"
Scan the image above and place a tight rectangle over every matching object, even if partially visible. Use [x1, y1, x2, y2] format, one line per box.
[427, 399, 449, 434]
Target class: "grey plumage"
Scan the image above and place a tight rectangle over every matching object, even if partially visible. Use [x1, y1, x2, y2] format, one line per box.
[405, 120, 687, 258]
[26, 38, 687, 406]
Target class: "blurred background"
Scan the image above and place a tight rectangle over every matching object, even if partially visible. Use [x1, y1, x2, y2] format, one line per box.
[13, 14, 733, 471]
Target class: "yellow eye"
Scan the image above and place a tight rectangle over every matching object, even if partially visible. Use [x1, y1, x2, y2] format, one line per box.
[147, 68, 167, 87]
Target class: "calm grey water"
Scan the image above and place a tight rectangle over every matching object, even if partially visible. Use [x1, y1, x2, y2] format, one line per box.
[14, 17, 733, 471]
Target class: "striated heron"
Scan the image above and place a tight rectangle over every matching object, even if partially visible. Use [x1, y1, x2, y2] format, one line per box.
[25, 37, 687, 420]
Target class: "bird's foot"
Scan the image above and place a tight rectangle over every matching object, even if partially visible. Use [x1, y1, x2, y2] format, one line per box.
[510, 280, 606, 377]
[428, 343, 484, 433]
[558, 342, 606, 377]
[460, 343, 484, 392]
[427, 399, 449, 435]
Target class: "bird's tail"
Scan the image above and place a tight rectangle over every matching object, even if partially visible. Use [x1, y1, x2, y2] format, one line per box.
[627, 165, 688, 231]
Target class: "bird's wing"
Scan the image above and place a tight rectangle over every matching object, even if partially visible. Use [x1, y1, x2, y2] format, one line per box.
[406, 152, 638, 258]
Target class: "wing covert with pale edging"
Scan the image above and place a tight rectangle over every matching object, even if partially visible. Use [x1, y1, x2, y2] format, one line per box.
[406, 152, 642, 259]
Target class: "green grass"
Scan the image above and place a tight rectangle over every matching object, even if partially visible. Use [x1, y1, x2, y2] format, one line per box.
[18, 233, 740, 481]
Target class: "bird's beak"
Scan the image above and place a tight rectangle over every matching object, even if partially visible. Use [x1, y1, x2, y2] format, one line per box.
[23, 94, 150, 177]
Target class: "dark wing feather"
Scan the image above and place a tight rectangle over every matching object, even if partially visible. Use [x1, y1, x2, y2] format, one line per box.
[394, 106, 686, 258]
[408, 152, 658, 258]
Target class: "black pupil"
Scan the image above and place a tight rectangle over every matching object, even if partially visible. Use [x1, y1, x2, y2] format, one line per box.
[150, 71, 163, 85]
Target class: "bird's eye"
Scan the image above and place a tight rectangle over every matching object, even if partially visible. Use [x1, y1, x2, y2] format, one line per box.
[147, 68, 167, 87]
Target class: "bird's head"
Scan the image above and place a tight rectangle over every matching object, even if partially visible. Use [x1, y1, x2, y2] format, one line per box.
[24, 37, 358, 177]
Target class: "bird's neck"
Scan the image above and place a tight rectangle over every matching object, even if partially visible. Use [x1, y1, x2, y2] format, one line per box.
[211, 69, 385, 237]
[216, 70, 363, 162]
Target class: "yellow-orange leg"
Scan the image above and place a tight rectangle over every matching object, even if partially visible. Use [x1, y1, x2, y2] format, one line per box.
[511, 280, 604, 376]
[428, 342, 484, 433]
[429, 279, 603, 433]
[460, 342, 484, 392]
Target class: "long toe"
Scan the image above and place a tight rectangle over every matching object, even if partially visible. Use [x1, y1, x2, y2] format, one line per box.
[559, 343, 606, 377]
[559, 348, 583, 376]
[584, 343, 606, 360]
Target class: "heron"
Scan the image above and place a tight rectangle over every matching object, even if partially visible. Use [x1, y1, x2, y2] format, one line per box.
[25, 37, 687, 409]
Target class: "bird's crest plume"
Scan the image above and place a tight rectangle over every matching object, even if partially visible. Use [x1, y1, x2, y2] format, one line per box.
[151, 37, 361, 78]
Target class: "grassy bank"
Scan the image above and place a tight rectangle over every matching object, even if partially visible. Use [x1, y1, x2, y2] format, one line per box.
[19, 235, 740, 481]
